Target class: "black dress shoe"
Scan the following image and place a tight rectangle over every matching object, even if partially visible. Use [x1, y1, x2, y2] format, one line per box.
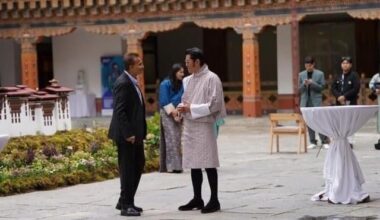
[116, 202, 143, 212]
[116, 202, 121, 210]
[133, 205, 143, 212]
[327, 199, 336, 204]
[178, 199, 204, 211]
[121, 207, 141, 217]
[172, 170, 183, 173]
[359, 195, 370, 203]
[201, 200, 220, 214]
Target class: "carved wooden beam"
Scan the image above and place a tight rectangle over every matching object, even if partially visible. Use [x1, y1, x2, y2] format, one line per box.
[348, 9, 380, 20]
[0, 0, 318, 25]
[82, 21, 182, 36]
[194, 15, 305, 31]
[0, 27, 75, 39]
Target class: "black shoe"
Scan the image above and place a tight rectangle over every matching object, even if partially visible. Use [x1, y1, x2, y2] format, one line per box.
[178, 199, 204, 211]
[121, 206, 141, 216]
[359, 195, 370, 203]
[116, 202, 121, 210]
[172, 170, 183, 173]
[134, 205, 143, 212]
[327, 199, 336, 204]
[201, 200, 221, 214]
[116, 202, 143, 212]
[350, 144, 353, 149]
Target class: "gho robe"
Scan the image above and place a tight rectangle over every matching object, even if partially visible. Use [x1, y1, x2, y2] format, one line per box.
[181, 65, 226, 169]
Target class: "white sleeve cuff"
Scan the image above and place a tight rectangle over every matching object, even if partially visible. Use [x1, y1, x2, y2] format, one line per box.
[163, 103, 175, 115]
[190, 103, 211, 119]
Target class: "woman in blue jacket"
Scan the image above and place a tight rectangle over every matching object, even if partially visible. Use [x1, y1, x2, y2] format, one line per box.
[159, 63, 184, 173]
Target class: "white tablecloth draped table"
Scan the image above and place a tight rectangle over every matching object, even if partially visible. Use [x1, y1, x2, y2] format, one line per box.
[301, 105, 378, 204]
[68, 91, 96, 118]
[0, 134, 10, 153]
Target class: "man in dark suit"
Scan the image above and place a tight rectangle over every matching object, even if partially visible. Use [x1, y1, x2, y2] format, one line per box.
[108, 53, 146, 217]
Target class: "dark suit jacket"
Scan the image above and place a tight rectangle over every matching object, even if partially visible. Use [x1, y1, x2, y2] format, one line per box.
[108, 73, 147, 143]
[331, 71, 360, 105]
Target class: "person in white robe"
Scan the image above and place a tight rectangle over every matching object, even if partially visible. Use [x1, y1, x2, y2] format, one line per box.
[177, 47, 226, 214]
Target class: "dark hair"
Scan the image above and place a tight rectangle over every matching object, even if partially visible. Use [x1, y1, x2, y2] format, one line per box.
[341, 56, 353, 64]
[169, 63, 183, 92]
[304, 56, 315, 64]
[185, 47, 206, 66]
[124, 53, 139, 71]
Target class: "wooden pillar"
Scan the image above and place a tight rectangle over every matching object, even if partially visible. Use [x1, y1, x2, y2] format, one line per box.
[122, 32, 145, 97]
[20, 37, 39, 89]
[291, 0, 300, 112]
[242, 30, 262, 117]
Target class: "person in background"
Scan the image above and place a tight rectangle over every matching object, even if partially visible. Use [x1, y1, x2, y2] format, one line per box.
[298, 56, 329, 149]
[369, 71, 380, 133]
[332, 56, 360, 106]
[331, 56, 360, 148]
[159, 63, 185, 173]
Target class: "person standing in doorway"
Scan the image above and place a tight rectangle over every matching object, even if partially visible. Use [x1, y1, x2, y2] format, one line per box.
[159, 63, 185, 173]
[369, 71, 380, 133]
[331, 56, 360, 148]
[332, 56, 360, 106]
[298, 56, 330, 149]
[177, 47, 226, 214]
[108, 53, 146, 217]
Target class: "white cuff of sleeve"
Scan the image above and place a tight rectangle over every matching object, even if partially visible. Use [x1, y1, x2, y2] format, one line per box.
[190, 103, 211, 119]
[163, 103, 175, 115]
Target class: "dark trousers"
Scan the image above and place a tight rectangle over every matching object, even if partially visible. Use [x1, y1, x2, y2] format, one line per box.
[191, 168, 218, 202]
[117, 139, 145, 206]
[306, 99, 329, 144]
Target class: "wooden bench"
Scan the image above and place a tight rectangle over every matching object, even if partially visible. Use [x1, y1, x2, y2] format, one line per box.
[269, 113, 307, 154]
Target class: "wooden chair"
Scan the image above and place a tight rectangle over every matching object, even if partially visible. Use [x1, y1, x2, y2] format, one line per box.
[269, 113, 307, 154]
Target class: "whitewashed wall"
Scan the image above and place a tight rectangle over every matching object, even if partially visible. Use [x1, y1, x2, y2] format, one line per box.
[0, 39, 21, 86]
[53, 28, 122, 97]
[276, 24, 293, 94]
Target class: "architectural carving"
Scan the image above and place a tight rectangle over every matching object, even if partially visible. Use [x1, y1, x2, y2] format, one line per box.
[241, 29, 262, 117]
[0, 0, 317, 24]
[82, 21, 183, 36]
[19, 36, 39, 90]
[348, 10, 380, 20]
[0, 27, 75, 39]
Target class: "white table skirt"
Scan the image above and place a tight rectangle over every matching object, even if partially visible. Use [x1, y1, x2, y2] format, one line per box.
[68, 91, 96, 118]
[301, 105, 378, 204]
[0, 134, 10, 153]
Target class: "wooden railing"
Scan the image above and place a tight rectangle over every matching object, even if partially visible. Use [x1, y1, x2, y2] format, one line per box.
[144, 74, 377, 114]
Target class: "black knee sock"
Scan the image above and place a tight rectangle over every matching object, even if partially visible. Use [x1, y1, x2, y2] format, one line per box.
[205, 168, 218, 202]
[191, 169, 202, 200]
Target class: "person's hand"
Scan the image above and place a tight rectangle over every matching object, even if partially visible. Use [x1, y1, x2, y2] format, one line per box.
[174, 115, 182, 122]
[337, 95, 345, 104]
[126, 136, 135, 144]
[170, 109, 179, 118]
[376, 89, 380, 94]
[177, 102, 190, 113]
[304, 79, 312, 85]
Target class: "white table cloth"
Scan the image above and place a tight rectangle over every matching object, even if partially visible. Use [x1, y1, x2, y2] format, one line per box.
[68, 91, 96, 118]
[301, 105, 378, 204]
[0, 134, 10, 153]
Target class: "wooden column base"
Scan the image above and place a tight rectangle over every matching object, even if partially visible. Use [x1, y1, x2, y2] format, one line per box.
[243, 96, 262, 117]
[277, 94, 298, 111]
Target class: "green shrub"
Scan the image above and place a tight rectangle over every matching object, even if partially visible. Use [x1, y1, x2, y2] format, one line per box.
[0, 114, 161, 196]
